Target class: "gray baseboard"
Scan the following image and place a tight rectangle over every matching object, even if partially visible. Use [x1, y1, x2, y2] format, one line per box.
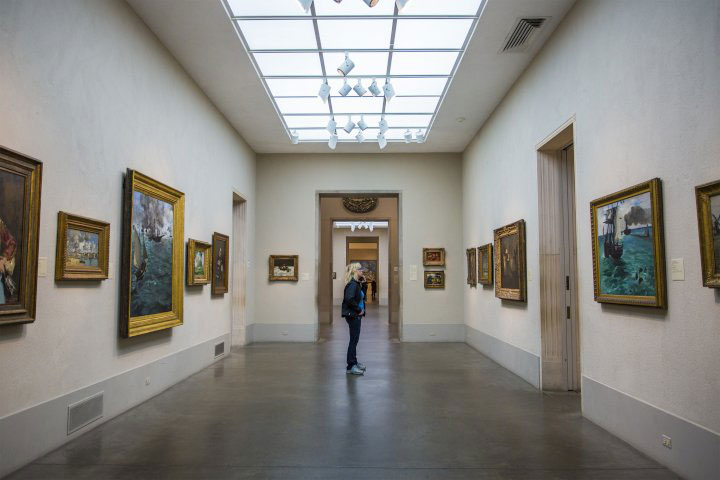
[582, 376, 719, 480]
[246, 323, 316, 343]
[402, 323, 465, 342]
[464, 325, 540, 388]
[0, 333, 230, 479]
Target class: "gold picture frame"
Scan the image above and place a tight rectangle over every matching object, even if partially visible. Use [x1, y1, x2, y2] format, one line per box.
[423, 248, 445, 266]
[494, 220, 526, 301]
[466, 248, 477, 287]
[695, 179, 720, 288]
[590, 178, 666, 308]
[0, 146, 42, 326]
[212, 232, 229, 295]
[478, 243, 493, 286]
[55, 212, 110, 281]
[424, 270, 445, 289]
[187, 239, 211, 286]
[269, 255, 298, 282]
[120, 169, 185, 337]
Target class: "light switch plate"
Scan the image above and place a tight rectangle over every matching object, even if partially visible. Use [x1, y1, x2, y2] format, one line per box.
[38, 257, 47, 277]
[671, 258, 684, 281]
[409, 265, 418, 281]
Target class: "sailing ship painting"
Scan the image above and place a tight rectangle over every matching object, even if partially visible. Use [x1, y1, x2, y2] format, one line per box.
[65, 229, 99, 267]
[595, 191, 656, 297]
[130, 190, 173, 317]
[711, 194, 720, 273]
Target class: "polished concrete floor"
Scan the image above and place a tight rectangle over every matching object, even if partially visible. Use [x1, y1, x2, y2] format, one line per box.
[9, 305, 678, 479]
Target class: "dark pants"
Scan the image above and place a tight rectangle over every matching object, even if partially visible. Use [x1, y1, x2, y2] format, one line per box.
[345, 315, 361, 370]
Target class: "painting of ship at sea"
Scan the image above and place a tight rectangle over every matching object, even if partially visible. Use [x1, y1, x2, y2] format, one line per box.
[344, 116, 356, 134]
[318, 80, 330, 103]
[357, 115, 368, 131]
[368, 78, 382, 97]
[353, 79, 367, 97]
[338, 79, 352, 96]
[326, 117, 337, 134]
[383, 79, 396, 101]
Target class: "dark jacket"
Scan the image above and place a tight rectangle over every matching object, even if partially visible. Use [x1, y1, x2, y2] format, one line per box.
[342, 279, 363, 318]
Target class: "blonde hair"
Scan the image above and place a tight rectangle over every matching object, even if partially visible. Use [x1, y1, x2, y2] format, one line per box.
[344, 262, 362, 285]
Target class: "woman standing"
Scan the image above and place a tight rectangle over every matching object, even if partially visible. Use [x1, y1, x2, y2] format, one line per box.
[342, 263, 367, 375]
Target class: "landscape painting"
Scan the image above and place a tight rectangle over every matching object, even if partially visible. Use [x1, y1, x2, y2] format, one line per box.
[194, 250, 205, 276]
[186, 239, 210, 286]
[120, 169, 184, 337]
[494, 220, 526, 301]
[424, 271, 445, 289]
[478, 244, 492, 285]
[66, 229, 99, 267]
[0, 147, 42, 326]
[55, 212, 110, 281]
[212, 232, 229, 294]
[695, 179, 720, 288]
[269, 255, 298, 282]
[591, 178, 666, 307]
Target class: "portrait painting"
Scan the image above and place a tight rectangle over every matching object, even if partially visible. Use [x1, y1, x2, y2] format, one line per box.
[187, 239, 211, 286]
[269, 255, 299, 281]
[424, 271, 445, 289]
[423, 248, 445, 266]
[466, 248, 477, 287]
[0, 147, 42, 326]
[478, 243, 493, 285]
[120, 170, 184, 337]
[695, 179, 720, 288]
[590, 178, 666, 307]
[55, 212, 110, 281]
[494, 220, 526, 301]
[212, 233, 229, 294]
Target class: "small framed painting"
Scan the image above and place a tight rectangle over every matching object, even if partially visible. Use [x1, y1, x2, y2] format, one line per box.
[55, 212, 110, 281]
[269, 255, 298, 282]
[423, 248, 445, 266]
[477, 243, 493, 286]
[695, 179, 720, 288]
[424, 270, 445, 289]
[494, 220, 526, 301]
[466, 248, 477, 287]
[212, 232, 230, 295]
[590, 178, 666, 307]
[187, 239, 211, 286]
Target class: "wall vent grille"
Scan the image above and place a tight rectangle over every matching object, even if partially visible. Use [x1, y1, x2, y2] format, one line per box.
[215, 342, 225, 357]
[502, 18, 547, 52]
[67, 392, 104, 435]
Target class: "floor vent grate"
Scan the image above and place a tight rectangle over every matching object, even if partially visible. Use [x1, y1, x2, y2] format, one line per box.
[67, 392, 104, 435]
[215, 341, 225, 357]
[502, 18, 547, 52]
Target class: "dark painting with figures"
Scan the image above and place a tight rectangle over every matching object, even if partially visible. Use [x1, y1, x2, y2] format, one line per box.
[213, 232, 230, 294]
[500, 235, 520, 290]
[0, 169, 25, 307]
[494, 220, 526, 301]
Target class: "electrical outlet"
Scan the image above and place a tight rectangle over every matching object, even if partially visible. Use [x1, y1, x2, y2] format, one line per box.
[662, 435, 672, 449]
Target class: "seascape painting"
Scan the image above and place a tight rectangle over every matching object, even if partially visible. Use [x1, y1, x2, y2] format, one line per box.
[65, 229, 99, 267]
[0, 169, 25, 306]
[712, 194, 720, 273]
[130, 190, 174, 317]
[595, 191, 656, 297]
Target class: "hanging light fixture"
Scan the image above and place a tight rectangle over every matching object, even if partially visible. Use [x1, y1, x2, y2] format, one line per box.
[378, 115, 389, 134]
[368, 78, 382, 97]
[291, 131, 299, 144]
[395, 0, 410, 11]
[353, 79, 367, 97]
[377, 133, 388, 150]
[357, 115, 368, 131]
[327, 117, 337, 134]
[383, 78, 396, 102]
[318, 80, 330, 103]
[338, 79, 351, 97]
[362, 0, 380, 7]
[403, 129, 413, 143]
[415, 130, 425, 143]
[298, 0, 313, 12]
[337, 51, 355, 76]
[328, 134, 338, 150]
[356, 130, 365, 143]
[344, 116, 356, 134]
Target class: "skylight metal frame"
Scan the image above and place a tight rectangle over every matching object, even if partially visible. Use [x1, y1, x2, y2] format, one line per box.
[221, 0, 487, 144]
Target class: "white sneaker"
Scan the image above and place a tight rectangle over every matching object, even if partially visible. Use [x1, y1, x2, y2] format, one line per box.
[346, 365, 364, 375]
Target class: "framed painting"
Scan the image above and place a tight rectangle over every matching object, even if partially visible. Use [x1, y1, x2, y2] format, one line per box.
[695, 179, 720, 288]
[423, 248, 445, 266]
[55, 212, 110, 281]
[478, 243, 493, 286]
[466, 248, 477, 287]
[424, 270, 445, 289]
[494, 220, 526, 301]
[590, 178, 666, 308]
[120, 169, 185, 337]
[187, 239, 211, 286]
[212, 232, 229, 295]
[269, 255, 298, 281]
[0, 146, 42, 326]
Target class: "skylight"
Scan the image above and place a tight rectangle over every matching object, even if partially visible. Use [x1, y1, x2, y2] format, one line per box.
[223, 0, 485, 147]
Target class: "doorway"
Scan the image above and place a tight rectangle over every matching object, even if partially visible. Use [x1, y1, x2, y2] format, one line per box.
[346, 236, 381, 304]
[231, 193, 247, 346]
[537, 121, 580, 391]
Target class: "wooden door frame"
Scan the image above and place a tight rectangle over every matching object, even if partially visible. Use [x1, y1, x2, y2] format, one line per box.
[345, 235, 381, 303]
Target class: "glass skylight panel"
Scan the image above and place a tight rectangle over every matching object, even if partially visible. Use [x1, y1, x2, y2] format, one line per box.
[313, 0, 395, 16]
[385, 96, 439, 114]
[331, 97, 384, 114]
[398, 0, 484, 16]
[226, 0, 310, 17]
[322, 52, 389, 77]
[296, 129, 331, 140]
[275, 98, 329, 114]
[394, 19, 474, 49]
[390, 78, 447, 95]
[284, 115, 332, 128]
[391, 52, 460, 75]
[253, 53, 322, 76]
[381, 114, 432, 128]
[266, 79, 321, 97]
[318, 20, 393, 50]
[238, 20, 318, 50]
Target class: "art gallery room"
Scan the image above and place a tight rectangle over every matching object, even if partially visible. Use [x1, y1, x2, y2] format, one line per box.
[1, 0, 719, 478]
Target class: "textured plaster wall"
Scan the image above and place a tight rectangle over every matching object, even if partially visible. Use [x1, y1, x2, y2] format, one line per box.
[254, 153, 463, 330]
[0, 0, 256, 418]
[462, 0, 720, 432]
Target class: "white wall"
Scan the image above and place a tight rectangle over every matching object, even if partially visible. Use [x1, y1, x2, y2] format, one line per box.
[254, 153, 463, 339]
[0, 0, 255, 423]
[462, 0, 719, 477]
[332, 228, 389, 306]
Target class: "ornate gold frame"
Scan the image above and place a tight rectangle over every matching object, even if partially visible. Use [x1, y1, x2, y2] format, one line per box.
[477, 243, 493, 286]
[590, 178, 666, 308]
[695, 179, 720, 288]
[0, 146, 42, 326]
[55, 212, 110, 281]
[424, 270, 445, 289]
[422, 248, 445, 266]
[120, 170, 184, 337]
[494, 220, 526, 301]
[187, 239, 211, 286]
[269, 255, 299, 282]
[466, 248, 477, 287]
[212, 232, 230, 295]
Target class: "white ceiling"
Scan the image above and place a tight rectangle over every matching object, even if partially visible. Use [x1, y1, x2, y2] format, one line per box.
[127, 0, 576, 154]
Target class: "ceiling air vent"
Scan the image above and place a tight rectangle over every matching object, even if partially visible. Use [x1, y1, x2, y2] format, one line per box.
[502, 18, 548, 52]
